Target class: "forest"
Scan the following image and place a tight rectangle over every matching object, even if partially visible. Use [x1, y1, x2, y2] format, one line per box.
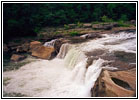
[3, 3, 136, 40]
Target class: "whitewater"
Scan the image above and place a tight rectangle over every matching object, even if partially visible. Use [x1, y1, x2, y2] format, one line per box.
[3, 31, 136, 97]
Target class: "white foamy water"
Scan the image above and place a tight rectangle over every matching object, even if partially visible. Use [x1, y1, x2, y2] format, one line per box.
[80, 32, 136, 54]
[3, 31, 136, 97]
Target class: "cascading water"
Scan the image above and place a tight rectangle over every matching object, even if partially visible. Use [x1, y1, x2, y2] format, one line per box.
[3, 31, 136, 97]
[44, 39, 58, 47]
[56, 43, 72, 59]
[64, 47, 86, 69]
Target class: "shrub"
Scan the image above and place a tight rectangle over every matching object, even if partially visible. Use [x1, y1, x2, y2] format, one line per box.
[54, 31, 60, 35]
[77, 22, 83, 28]
[101, 15, 113, 22]
[117, 20, 130, 27]
[120, 14, 128, 21]
[69, 31, 79, 36]
[64, 24, 70, 30]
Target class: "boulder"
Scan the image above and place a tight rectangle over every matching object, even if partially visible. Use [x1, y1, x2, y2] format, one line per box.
[31, 46, 55, 59]
[10, 54, 26, 62]
[44, 39, 67, 54]
[16, 43, 30, 53]
[29, 41, 42, 52]
[83, 23, 92, 28]
[91, 69, 136, 97]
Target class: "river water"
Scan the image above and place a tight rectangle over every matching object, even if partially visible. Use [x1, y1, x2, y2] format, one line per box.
[3, 31, 136, 97]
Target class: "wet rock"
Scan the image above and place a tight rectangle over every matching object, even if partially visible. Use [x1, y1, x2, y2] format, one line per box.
[83, 23, 92, 28]
[80, 33, 102, 39]
[91, 69, 136, 97]
[54, 39, 63, 53]
[29, 41, 42, 52]
[114, 51, 136, 63]
[31, 46, 55, 59]
[10, 54, 26, 62]
[44, 39, 57, 47]
[16, 43, 30, 53]
[108, 60, 136, 71]
[86, 57, 98, 68]
[100, 54, 117, 61]
[85, 49, 105, 57]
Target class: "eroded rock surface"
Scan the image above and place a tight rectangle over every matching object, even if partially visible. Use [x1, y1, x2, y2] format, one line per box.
[91, 69, 136, 97]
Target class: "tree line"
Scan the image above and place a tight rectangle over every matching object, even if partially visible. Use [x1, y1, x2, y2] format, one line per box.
[3, 3, 136, 40]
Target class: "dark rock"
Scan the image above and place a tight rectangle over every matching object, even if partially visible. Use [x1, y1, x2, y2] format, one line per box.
[7, 42, 20, 47]
[54, 39, 63, 53]
[86, 57, 98, 68]
[114, 51, 136, 63]
[16, 43, 30, 53]
[3, 44, 9, 52]
[107, 60, 136, 71]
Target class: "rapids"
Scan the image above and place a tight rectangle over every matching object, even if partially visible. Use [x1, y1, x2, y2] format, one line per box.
[3, 31, 136, 97]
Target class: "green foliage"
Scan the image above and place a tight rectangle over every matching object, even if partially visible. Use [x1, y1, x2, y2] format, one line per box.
[77, 22, 83, 28]
[101, 15, 113, 22]
[3, 3, 136, 40]
[64, 24, 70, 30]
[69, 31, 79, 36]
[34, 27, 41, 33]
[120, 14, 128, 21]
[117, 20, 130, 27]
[54, 31, 61, 35]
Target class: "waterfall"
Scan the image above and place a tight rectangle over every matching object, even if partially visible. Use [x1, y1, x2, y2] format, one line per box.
[70, 58, 87, 84]
[57, 43, 72, 59]
[44, 39, 57, 47]
[64, 47, 86, 69]
[77, 58, 104, 97]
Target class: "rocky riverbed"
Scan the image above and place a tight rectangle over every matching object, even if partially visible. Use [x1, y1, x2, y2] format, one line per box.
[3, 23, 136, 97]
